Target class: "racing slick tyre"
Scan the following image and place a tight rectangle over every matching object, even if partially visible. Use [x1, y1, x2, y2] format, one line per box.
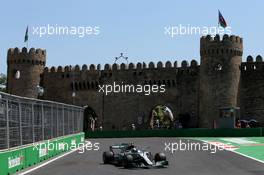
[123, 154, 133, 168]
[154, 152, 166, 162]
[103, 151, 114, 164]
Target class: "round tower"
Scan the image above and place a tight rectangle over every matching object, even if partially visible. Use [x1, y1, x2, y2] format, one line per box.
[7, 47, 46, 98]
[199, 34, 243, 128]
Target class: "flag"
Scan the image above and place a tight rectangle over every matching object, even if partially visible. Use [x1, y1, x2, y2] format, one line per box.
[218, 10, 227, 28]
[24, 26, 29, 42]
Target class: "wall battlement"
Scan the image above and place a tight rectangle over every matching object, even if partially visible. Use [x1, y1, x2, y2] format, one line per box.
[7, 47, 46, 65]
[43, 60, 199, 74]
[200, 34, 243, 57]
[241, 55, 264, 72]
[42, 60, 200, 93]
[200, 34, 243, 45]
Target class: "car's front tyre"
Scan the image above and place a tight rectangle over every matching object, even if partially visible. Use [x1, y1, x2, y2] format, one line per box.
[154, 152, 166, 162]
[123, 154, 133, 168]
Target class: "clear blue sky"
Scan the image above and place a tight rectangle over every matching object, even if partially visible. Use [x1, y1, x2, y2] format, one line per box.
[0, 0, 263, 73]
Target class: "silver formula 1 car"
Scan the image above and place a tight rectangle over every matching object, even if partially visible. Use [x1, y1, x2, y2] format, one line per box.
[102, 143, 168, 168]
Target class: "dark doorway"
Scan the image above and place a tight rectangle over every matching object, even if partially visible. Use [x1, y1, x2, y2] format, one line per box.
[178, 113, 191, 128]
[83, 106, 98, 132]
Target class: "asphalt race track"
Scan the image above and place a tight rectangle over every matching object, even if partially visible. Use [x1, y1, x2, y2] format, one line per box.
[17, 138, 264, 175]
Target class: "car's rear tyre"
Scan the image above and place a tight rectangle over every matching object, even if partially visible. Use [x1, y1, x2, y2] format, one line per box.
[103, 151, 114, 164]
[154, 152, 166, 162]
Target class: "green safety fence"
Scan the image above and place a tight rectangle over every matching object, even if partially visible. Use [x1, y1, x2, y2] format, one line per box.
[85, 128, 264, 138]
[0, 132, 84, 175]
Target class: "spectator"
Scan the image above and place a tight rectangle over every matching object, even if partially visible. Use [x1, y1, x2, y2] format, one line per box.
[178, 123, 183, 129]
[132, 124, 136, 130]
[236, 120, 241, 128]
[246, 123, 251, 128]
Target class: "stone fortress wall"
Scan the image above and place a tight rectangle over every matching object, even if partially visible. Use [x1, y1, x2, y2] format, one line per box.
[41, 59, 200, 130]
[6, 34, 264, 130]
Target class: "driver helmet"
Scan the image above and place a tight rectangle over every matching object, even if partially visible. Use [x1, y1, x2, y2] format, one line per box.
[131, 147, 137, 153]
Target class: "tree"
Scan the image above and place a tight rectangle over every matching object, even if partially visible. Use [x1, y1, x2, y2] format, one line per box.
[0, 73, 7, 92]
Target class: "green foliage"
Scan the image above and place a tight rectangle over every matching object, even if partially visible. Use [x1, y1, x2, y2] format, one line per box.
[153, 105, 171, 126]
[0, 73, 7, 92]
[0, 74, 6, 84]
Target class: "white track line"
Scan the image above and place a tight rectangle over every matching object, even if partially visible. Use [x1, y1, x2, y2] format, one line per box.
[228, 149, 264, 164]
[18, 143, 87, 175]
[200, 139, 264, 164]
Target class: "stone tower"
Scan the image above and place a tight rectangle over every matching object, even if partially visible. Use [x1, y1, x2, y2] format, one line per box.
[199, 34, 243, 128]
[7, 47, 46, 98]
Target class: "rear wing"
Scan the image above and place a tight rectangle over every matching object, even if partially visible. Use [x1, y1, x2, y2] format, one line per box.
[110, 143, 130, 150]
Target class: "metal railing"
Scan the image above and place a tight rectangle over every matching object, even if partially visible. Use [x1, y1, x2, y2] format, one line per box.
[0, 92, 83, 150]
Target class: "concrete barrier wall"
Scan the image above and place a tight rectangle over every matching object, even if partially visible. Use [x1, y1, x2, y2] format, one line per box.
[0, 132, 84, 175]
[85, 128, 264, 138]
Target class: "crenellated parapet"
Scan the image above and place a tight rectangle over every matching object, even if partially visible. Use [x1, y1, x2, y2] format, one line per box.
[43, 60, 199, 74]
[44, 64, 102, 73]
[7, 47, 46, 66]
[177, 60, 199, 76]
[200, 34, 243, 57]
[42, 60, 200, 92]
[241, 55, 264, 72]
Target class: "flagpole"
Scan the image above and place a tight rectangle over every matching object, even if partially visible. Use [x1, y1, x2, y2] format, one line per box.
[218, 10, 219, 28]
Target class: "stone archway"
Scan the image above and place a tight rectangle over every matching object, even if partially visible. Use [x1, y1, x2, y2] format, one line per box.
[83, 106, 98, 132]
[149, 105, 174, 129]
